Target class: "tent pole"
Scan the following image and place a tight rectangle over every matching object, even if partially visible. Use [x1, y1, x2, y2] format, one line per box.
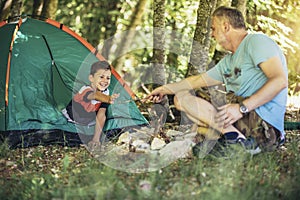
[5, 18, 23, 107]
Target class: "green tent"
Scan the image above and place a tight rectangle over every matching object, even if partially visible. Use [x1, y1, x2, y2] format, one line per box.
[0, 16, 148, 147]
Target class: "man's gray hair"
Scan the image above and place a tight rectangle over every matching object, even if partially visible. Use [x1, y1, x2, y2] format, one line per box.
[212, 6, 246, 29]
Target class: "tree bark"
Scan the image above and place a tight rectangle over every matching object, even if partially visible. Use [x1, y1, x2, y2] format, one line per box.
[41, 0, 57, 19]
[186, 0, 217, 76]
[8, 0, 22, 21]
[217, 0, 232, 7]
[234, 0, 247, 17]
[32, 0, 43, 17]
[0, 0, 11, 21]
[152, 0, 166, 86]
[208, 0, 232, 69]
[151, 0, 169, 126]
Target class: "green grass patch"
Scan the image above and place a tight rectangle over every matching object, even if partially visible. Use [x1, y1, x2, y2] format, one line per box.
[0, 130, 299, 200]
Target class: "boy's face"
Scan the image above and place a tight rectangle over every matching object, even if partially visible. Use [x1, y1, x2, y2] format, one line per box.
[89, 69, 111, 91]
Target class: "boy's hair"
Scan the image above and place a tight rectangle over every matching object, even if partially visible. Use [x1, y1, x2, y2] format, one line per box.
[90, 61, 111, 75]
[212, 6, 246, 29]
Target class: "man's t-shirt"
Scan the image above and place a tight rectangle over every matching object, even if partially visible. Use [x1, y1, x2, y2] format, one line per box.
[207, 33, 288, 133]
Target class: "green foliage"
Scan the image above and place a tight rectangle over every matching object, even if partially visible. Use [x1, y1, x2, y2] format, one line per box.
[54, 0, 122, 47]
[19, 0, 300, 91]
[288, 73, 300, 96]
[247, 0, 300, 75]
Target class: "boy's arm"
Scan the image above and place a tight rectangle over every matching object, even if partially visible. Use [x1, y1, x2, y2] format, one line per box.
[87, 91, 119, 104]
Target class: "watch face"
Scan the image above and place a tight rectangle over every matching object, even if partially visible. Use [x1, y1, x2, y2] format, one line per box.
[240, 105, 248, 113]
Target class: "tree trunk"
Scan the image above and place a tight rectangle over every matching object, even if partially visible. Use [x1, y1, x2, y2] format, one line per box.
[217, 0, 232, 7]
[235, 0, 247, 17]
[151, 0, 169, 127]
[111, 0, 148, 71]
[152, 0, 166, 86]
[9, 0, 22, 21]
[186, 0, 217, 76]
[41, 0, 57, 19]
[0, 0, 11, 21]
[208, 0, 232, 69]
[32, 0, 43, 16]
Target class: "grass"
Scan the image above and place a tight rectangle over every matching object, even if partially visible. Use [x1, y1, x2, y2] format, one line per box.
[0, 129, 299, 200]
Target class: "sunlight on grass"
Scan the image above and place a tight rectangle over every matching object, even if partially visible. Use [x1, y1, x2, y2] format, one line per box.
[287, 94, 300, 110]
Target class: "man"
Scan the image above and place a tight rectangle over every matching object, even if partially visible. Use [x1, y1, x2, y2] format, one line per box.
[145, 6, 288, 154]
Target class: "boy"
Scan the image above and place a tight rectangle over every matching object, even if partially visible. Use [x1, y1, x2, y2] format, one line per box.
[62, 61, 119, 148]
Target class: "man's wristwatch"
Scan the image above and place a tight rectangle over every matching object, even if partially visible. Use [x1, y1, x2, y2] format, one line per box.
[239, 103, 249, 115]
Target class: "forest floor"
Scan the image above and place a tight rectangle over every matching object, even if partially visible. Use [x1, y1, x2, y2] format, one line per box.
[0, 95, 299, 200]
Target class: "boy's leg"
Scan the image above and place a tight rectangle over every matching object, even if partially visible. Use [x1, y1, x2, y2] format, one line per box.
[91, 107, 107, 143]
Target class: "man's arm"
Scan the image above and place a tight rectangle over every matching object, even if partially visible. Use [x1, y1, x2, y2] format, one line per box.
[215, 56, 288, 128]
[242, 56, 288, 111]
[144, 72, 222, 102]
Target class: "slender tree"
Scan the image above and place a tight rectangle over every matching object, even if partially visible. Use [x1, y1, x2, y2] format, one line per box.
[32, 0, 43, 16]
[0, 0, 10, 21]
[217, 0, 232, 7]
[152, 0, 166, 86]
[186, 0, 217, 76]
[151, 0, 169, 127]
[208, 0, 232, 68]
[9, 0, 23, 21]
[233, 0, 247, 17]
[41, 0, 57, 19]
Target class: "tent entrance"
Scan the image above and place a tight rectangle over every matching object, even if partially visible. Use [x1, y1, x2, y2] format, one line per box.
[0, 16, 148, 147]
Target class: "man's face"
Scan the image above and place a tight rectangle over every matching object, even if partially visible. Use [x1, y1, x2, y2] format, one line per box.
[90, 69, 111, 91]
[211, 17, 228, 51]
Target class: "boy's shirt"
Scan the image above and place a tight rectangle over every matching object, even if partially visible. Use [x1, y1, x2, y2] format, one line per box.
[73, 85, 109, 112]
[62, 85, 109, 125]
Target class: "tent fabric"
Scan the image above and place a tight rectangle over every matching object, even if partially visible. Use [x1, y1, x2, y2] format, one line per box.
[0, 17, 148, 144]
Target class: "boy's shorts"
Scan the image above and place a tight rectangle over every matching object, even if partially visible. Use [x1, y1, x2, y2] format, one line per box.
[196, 87, 282, 151]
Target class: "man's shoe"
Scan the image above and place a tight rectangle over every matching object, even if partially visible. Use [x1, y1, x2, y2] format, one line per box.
[219, 132, 262, 155]
[238, 137, 261, 155]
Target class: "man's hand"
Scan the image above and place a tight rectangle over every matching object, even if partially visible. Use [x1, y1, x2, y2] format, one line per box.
[142, 86, 170, 103]
[214, 103, 243, 128]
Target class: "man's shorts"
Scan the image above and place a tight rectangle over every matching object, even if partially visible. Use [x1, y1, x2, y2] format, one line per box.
[196, 87, 282, 151]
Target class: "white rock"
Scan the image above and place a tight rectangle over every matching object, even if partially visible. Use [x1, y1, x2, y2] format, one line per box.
[166, 130, 184, 137]
[150, 137, 166, 150]
[140, 126, 155, 134]
[116, 132, 131, 145]
[159, 140, 195, 159]
[131, 139, 150, 153]
[129, 131, 152, 142]
[174, 132, 197, 141]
